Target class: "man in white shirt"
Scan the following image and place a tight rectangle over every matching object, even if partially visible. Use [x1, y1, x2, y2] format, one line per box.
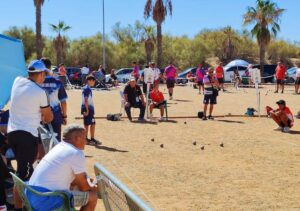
[81, 64, 90, 86]
[295, 62, 300, 94]
[7, 60, 53, 210]
[142, 64, 155, 96]
[29, 124, 98, 211]
[150, 62, 161, 86]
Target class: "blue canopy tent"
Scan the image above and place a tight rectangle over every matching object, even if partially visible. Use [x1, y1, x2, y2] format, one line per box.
[0, 34, 27, 109]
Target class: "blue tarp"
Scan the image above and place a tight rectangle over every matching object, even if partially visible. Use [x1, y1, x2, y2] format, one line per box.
[0, 34, 27, 109]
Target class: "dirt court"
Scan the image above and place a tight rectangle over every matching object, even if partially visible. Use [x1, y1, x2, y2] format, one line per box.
[66, 84, 299, 210]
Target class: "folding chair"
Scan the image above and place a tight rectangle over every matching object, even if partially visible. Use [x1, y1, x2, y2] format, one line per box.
[10, 172, 74, 211]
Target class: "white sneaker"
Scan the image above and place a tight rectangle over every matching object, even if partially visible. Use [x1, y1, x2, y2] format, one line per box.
[283, 127, 290, 133]
[274, 127, 282, 131]
[160, 117, 166, 121]
[149, 113, 153, 119]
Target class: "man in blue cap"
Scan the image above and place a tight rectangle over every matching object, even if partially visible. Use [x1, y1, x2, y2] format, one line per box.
[7, 60, 53, 210]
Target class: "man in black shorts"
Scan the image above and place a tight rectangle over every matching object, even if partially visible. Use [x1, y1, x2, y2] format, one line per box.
[7, 60, 53, 210]
[164, 62, 177, 100]
[202, 68, 219, 120]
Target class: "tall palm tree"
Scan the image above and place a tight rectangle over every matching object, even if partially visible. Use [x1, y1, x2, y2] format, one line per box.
[243, 0, 284, 75]
[33, 0, 45, 59]
[143, 26, 156, 63]
[144, 0, 172, 67]
[50, 21, 71, 65]
[223, 26, 237, 61]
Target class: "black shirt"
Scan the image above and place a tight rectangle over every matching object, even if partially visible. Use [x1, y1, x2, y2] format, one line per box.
[124, 84, 142, 106]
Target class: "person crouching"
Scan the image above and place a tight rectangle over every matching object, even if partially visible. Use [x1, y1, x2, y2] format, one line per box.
[267, 100, 294, 133]
[149, 84, 165, 121]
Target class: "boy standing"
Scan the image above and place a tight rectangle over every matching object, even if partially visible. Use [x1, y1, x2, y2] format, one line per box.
[81, 75, 101, 145]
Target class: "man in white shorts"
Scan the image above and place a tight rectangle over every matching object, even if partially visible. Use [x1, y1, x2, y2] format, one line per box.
[29, 124, 98, 210]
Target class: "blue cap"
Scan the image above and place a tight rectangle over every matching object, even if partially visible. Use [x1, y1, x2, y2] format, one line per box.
[28, 60, 49, 73]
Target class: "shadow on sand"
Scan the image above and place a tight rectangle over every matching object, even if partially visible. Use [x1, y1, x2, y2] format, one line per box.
[217, 119, 245, 124]
[95, 145, 128, 153]
[289, 130, 300, 135]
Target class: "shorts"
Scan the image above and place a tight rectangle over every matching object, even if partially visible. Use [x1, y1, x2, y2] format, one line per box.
[197, 81, 203, 86]
[72, 190, 89, 207]
[280, 119, 292, 128]
[276, 79, 284, 85]
[8, 130, 39, 181]
[217, 78, 224, 84]
[166, 79, 175, 88]
[295, 78, 300, 85]
[83, 114, 96, 126]
[153, 102, 165, 109]
[203, 94, 217, 105]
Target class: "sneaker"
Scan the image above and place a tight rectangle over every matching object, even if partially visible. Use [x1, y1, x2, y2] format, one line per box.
[274, 127, 282, 131]
[202, 116, 207, 121]
[274, 90, 278, 93]
[282, 127, 290, 133]
[208, 115, 214, 120]
[90, 138, 102, 145]
[87, 139, 94, 145]
[281, 90, 284, 94]
[160, 117, 166, 121]
[138, 117, 146, 122]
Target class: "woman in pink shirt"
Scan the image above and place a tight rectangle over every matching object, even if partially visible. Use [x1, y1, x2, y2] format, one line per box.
[196, 63, 206, 94]
[164, 62, 177, 100]
[131, 62, 140, 81]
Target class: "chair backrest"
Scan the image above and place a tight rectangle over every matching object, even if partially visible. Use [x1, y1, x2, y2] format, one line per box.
[94, 163, 153, 211]
[10, 173, 74, 211]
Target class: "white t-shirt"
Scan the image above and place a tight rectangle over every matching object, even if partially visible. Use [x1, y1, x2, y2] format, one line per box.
[152, 67, 161, 81]
[29, 141, 86, 191]
[8, 77, 49, 137]
[81, 67, 90, 75]
[296, 68, 300, 78]
[144, 67, 155, 84]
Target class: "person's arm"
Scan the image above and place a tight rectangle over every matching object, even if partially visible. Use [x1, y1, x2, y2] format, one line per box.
[41, 106, 53, 123]
[72, 173, 94, 192]
[61, 101, 67, 125]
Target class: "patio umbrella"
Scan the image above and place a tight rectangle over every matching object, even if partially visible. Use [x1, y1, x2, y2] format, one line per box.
[225, 59, 249, 67]
[0, 34, 27, 109]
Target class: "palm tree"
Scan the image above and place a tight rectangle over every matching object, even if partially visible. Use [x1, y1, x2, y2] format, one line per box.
[144, 0, 172, 68]
[223, 26, 238, 61]
[143, 26, 156, 63]
[243, 0, 284, 75]
[50, 21, 71, 65]
[33, 0, 45, 59]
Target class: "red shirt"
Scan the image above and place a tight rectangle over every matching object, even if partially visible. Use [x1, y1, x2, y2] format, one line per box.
[215, 65, 224, 78]
[276, 106, 294, 127]
[150, 90, 164, 103]
[275, 65, 286, 80]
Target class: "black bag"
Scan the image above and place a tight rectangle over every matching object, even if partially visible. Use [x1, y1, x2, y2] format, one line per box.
[198, 111, 204, 118]
[106, 113, 121, 121]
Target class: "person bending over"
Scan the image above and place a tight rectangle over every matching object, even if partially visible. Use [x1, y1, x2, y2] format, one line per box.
[29, 124, 98, 211]
[267, 100, 294, 133]
[124, 77, 146, 122]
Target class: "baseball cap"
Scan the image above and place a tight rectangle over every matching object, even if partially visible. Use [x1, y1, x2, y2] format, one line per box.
[276, 100, 286, 105]
[28, 60, 49, 73]
[129, 77, 136, 82]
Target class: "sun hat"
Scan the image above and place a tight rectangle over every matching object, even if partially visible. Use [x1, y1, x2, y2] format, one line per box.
[28, 60, 49, 73]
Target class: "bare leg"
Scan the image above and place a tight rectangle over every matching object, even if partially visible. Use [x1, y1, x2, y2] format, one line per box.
[270, 113, 282, 127]
[160, 106, 164, 117]
[85, 125, 89, 138]
[209, 104, 214, 116]
[80, 190, 97, 211]
[90, 124, 95, 139]
[13, 187, 22, 209]
[281, 83, 284, 93]
[203, 104, 208, 117]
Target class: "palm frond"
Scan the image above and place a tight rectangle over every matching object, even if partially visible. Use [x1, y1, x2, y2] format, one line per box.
[144, 0, 153, 18]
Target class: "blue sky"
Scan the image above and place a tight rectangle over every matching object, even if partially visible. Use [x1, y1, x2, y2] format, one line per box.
[0, 0, 298, 42]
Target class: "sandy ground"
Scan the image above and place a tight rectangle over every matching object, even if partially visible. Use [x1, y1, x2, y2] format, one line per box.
[64, 84, 300, 211]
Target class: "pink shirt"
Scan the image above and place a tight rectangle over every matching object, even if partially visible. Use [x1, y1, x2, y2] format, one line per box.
[165, 65, 176, 79]
[196, 68, 206, 81]
[132, 66, 140, 77]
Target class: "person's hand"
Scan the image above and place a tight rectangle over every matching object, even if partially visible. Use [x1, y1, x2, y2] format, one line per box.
[125, 102, 130, 107]
[83, 111, 89, 116]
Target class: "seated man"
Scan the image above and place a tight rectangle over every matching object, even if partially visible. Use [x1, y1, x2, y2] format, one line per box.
[149, 85, 165, 121]
[124, 77, 146, 122]
[29, 124, 98, 211]
[267, 100, 294, 133]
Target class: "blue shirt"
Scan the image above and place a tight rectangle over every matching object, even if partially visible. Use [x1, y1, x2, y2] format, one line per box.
[81, 85, 94, 115]
[41, 76, 68, 124]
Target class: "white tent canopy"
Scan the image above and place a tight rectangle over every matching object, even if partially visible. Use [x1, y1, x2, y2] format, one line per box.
[225, 59, 249, 67]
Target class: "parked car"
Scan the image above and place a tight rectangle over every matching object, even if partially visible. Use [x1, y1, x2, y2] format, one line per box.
[286, 67, 297, 83]
[105, 68, 133, 83]
[252, 64, 276, 83]
[52, 66, 82, 85]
